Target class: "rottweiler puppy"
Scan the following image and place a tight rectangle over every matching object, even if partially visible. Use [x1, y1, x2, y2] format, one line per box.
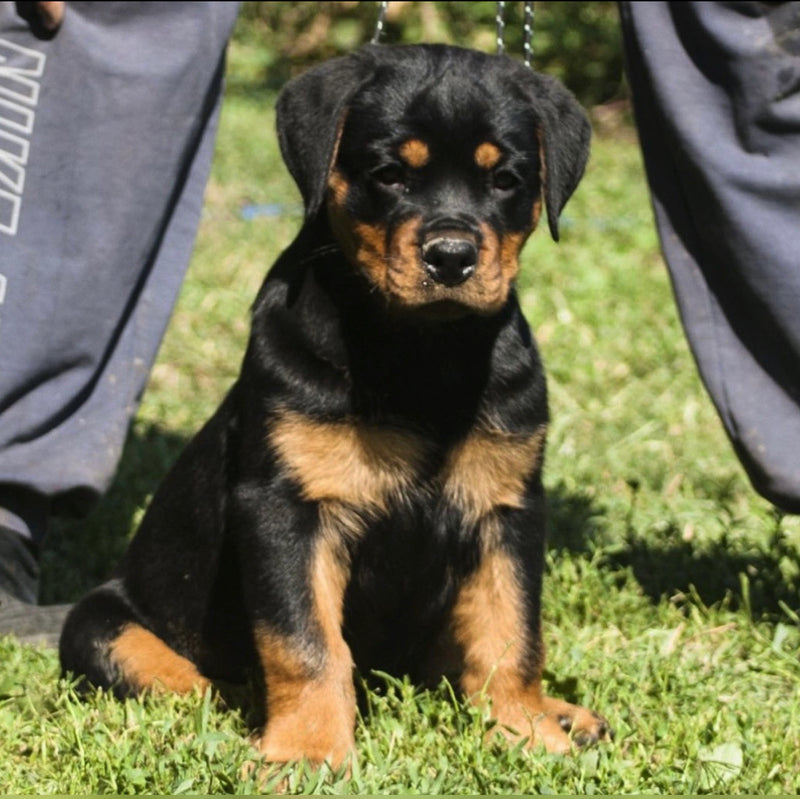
[60, 43, 610, 766]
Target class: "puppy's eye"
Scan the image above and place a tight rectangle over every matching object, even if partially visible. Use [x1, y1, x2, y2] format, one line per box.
[371, 164, 406, 190]
[491, 169, 519, 193]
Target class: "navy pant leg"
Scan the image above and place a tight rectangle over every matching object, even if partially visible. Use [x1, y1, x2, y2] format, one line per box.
[619, 1, 800, 511]
[0, 2, 239, 540]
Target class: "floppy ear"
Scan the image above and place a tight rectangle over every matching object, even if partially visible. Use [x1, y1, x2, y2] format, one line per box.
[517, 71, 591, 241]
[276, 55, 370, 220]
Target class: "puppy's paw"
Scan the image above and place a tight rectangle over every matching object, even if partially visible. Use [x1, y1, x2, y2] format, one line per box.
[250, 704, 355, 768]
[487, 693, 612, 755]
[532, 695, 612, 752]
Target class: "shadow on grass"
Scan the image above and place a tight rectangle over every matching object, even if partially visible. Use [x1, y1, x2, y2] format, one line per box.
[606, 529, 800, 621]
[39, 423, 190, 604]
[546, 481, 800, 621]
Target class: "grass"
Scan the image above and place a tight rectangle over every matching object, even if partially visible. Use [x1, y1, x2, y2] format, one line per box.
[3, 41, 800, 794]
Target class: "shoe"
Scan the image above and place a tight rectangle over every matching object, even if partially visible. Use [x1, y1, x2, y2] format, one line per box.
[0, 589, 72, 648]
[0, 525, 72, 648]
[0, 523, 39, 603]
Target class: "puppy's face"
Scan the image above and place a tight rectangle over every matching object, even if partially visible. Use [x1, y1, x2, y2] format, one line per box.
[277, 45, 591, 319]
[326, 68, 544, 318]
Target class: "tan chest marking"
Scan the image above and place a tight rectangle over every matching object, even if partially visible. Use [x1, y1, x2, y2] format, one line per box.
[441, 425, 547, 524]
[269, 411, 427, 512]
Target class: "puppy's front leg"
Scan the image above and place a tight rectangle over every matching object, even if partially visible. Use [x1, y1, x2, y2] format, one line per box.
[447, 511, 611, 753]
[234, 487, 356, 767]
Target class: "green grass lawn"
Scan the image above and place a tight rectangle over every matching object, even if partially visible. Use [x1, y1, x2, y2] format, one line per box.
[2, 47, 800, 794]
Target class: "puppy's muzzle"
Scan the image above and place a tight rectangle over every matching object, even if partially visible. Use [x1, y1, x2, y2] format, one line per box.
[421, 229, 479, 288]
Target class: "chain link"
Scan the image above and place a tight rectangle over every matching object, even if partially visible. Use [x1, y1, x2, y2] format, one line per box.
[523, 1, 534, 67]
[495, 1, 506, 56]
[371, 0, 389, 44]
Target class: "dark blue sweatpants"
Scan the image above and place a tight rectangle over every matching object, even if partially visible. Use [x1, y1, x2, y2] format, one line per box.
[619, 1, 800, 511]
[0, 2, 239, 541]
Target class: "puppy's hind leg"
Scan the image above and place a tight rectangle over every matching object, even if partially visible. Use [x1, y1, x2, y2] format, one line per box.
[59, 579, 209, 698]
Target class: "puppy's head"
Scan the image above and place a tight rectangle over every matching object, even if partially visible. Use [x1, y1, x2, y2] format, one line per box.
[277, 44, 590, 318]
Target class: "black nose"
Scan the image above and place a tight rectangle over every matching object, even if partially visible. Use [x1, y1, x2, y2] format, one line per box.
[421, 236, 478, 287]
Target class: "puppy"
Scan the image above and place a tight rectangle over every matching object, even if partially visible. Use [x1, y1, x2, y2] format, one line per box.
[60, 43, 609, 766]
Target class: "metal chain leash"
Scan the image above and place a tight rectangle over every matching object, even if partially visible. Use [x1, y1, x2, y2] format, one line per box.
[495, 1, 506, 56]
[373, 2, 534, 68]
[497, 1, 535, 67]
[371, 0, 389, 44]
[522, 1, 534, 67]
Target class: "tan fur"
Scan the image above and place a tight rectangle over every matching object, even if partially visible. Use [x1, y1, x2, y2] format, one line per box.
[474, 142, 502, 170]
[326, 169, 357, 262]
[498, 230, 527, 283]
[386, 216, 424, 297]
[352, 220, 390, 288]
[399, 138, 430, 168]
[327, 168, 349, 208]
[109, 624, 209, 694]
[537, 125, 548, 218]
[311, 530, 351, 651]
[319, 501, 368, 543]
[449, 550, 607, 753]
[451, 549, 538, 696]
[254, 535, 355, 766]
[442, 425, 547, 524]
[532, 197, 543, 230]
[269, 410, 427, 512]
[328, 168, 392, 295]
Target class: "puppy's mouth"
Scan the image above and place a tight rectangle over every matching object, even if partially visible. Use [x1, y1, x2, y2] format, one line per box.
[411, 298, 474, 321]
[340, 216, 524, 317]
[380, 220, 520, 317]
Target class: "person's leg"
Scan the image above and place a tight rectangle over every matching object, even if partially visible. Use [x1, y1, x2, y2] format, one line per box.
[619, 1, 800, 511]
[0, 2, 239, 619]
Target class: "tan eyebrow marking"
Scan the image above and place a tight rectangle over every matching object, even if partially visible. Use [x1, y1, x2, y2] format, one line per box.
[399, 138, 430, 168]
[474, 142, 502, 169]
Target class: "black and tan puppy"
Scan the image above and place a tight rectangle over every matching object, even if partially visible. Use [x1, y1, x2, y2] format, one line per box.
[60, 44, 609, 766]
